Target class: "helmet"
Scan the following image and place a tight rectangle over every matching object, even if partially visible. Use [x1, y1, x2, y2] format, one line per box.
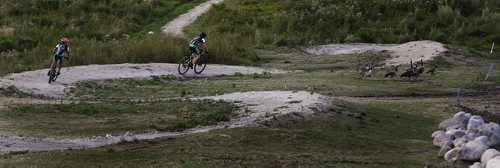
[199, 32, 207, 38]
[61, 38, 70, 45]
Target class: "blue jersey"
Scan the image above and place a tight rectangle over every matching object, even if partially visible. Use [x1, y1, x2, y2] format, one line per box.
[54, 43, 69, 56]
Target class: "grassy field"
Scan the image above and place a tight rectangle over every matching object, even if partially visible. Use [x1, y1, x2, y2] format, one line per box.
[0, 46, 498, 166]
[1, 0, 500, 167]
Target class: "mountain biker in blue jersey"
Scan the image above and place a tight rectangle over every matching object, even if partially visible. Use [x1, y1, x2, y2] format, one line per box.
[48, 38, 70, 76]
[189, 32, 208, 68]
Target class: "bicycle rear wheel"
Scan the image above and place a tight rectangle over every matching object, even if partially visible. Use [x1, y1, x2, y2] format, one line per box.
[194, 56, 207, 74]
[48, 61, 59, 83]
[178, 56, 191, 75]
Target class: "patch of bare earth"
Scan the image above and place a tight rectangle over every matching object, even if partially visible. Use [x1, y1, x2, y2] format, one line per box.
[302, 40, 448, 66]
[0, 91, 332, 155]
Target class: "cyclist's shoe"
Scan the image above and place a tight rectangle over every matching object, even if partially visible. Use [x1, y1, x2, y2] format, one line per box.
[197, 63, 202, 66]
[57, 72, 61, 76]
[188, 62, 193, 69]
[47, 71, 51, 76]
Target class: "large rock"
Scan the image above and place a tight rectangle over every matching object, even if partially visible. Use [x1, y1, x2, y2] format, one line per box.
[439, 112, 469, 130]
[433, 131, 452, 147]
[482, 149, 500, 164]
[487, 156, 500, 168]
[466, 128, 480, 141]
[445, 148, 460, 162]
[459, 136, 490, 161]
[478, 122, 500, 147]
[439, 145, 453, 157]
[468, 115, 485, 130]
[454, 137, 468, 148]
[469, 162, 483, 168]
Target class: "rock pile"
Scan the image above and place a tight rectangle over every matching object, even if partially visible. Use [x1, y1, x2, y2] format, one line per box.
[432, 111, 500, 168]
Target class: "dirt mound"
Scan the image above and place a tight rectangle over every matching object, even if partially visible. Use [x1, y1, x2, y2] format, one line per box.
[0, 63, 285, 98]
[302, 40, 447, 66]
[0, 91, 333, 155]
[385, 40, 447, 66]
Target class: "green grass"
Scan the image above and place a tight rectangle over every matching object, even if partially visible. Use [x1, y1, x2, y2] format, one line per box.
[0, 100, 467, 167]
[0, 99, 235, 138]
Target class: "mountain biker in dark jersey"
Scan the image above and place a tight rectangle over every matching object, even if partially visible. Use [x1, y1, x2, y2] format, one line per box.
[189, 32, 208, 67]
[48, 38, 70, 76]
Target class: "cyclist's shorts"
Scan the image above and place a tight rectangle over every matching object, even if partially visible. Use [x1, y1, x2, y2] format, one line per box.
[54, 54, 64, 62]
[189, 44, 201, 55]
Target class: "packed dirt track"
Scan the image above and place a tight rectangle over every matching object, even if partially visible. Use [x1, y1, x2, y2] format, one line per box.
[0, 63, 285, 98]
[0, 91, 332, 155]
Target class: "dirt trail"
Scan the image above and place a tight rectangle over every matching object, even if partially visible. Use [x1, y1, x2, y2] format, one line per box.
[302, 40, 447, 66]
[162, 0, 223, 35]
[0, 91, 332, 155]
[0, 63, 285, 98]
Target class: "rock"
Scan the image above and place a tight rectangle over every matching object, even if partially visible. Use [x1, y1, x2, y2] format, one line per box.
[469, 162, 483, 168]
[487, 156, 500, 168]
[468, 115, 485, 130]
[459, 136, 489, 161]
[432, 130, 445, 138]
[466, 128, 480, 141]
[445, 148, 460, 162]
[433, 132, 452, 147]
[148, 31, 154, 35]
[439, 112, 469, 130]
[482, 149, 500, 164]
[105, 134, 112, 138]
[478, 122, 500, 147]
[439, 145, 453, 157]
[454, 137, 468, 148]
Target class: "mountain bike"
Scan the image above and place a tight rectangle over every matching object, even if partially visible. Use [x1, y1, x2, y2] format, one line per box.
[178, 51, 208, 75]
[48, 56, 67, 83]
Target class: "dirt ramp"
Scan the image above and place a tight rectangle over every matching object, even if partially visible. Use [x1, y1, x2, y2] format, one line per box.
[384, 40, 447, 66]
[302, 40, 447, 66]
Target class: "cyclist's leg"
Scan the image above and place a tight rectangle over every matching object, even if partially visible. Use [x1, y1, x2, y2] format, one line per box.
[48, 55, 58, 76]
[192, 46, 202, 65]
[55, 55, 63, 75]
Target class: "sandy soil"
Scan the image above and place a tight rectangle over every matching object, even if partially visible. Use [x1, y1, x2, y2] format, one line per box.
[0, 91, 332, 155]
[0, 63, 285, 98]
[162, 0, 223, 35]
[302, 40, 448, 66]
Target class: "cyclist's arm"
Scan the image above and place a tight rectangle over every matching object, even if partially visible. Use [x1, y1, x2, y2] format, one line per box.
[65, 46, 70, 58]
[203, 43, 208, 52]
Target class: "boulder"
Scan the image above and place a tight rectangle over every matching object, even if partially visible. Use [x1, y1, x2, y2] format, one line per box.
[454, 137, 468, 148]
[432, 130, 445, 138]
[433, 132, 452, 147]
[466, 128, 480, 141]
[482, 149, 500, 164]
[439, 145, 453, 157]
[487, 156, 500, 168]
[478, 122, 500, 147]
[459, 136, 490, 161]
[469, 162, 483, 168]
[468, 115, 485, 130]
[439, 112, 469, 130]
[445, 148, 460, 162]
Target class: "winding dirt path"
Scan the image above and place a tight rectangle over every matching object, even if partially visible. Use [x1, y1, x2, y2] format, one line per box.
[0, 63, 284, 98]
[162, 0, 223, 35]
[0, 91, 332, 155]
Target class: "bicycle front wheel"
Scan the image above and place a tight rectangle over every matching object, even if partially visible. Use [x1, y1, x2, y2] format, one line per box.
[194, 56, 207, 74]
[178, 56, 191, 75]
